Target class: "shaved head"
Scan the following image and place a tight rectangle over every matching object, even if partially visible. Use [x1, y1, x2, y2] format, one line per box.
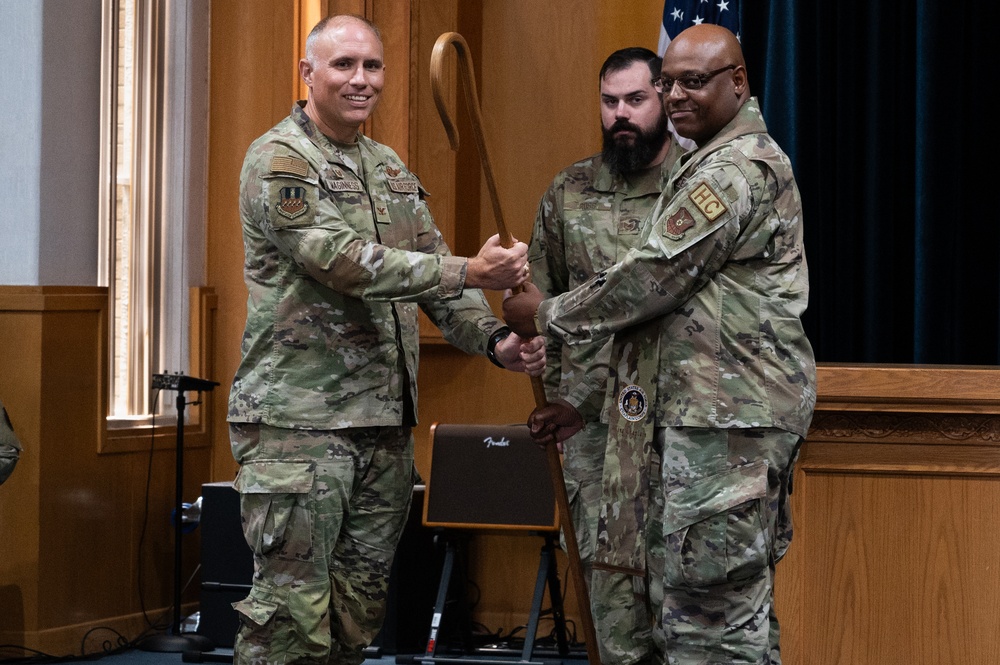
[662, 24, 749, 146]
[669, 24, 746, 72]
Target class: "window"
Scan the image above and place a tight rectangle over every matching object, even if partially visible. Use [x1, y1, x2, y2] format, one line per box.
[98, 0, 209, 424]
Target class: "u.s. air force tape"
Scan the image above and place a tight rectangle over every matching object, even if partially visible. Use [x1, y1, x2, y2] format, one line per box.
[618, 384, 648, 422]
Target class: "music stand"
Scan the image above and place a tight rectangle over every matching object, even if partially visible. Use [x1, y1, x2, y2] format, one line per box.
[139, 373, 219, 653]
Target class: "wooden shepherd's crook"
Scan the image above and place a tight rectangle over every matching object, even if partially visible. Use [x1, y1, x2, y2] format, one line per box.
[430, 31, 600, 665]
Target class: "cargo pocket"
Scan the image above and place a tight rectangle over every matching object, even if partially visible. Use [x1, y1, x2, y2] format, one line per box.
[662, 460, 769, 587]
[232, 581, 332, 657]
[235, 460, 316, 560]
[232, 587, 280, 631]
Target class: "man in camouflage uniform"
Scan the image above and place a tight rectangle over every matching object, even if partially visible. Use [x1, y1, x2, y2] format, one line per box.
[227, 15, 542, 665]
[0, 398, 21, 486]
[527, 47, 684, 665]
[505, 24, 816, 664]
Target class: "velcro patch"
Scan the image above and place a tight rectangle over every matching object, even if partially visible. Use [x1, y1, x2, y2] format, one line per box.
[689, 181, 726, 221]
[385, 165, 402, 177]
[664, 208, 696, 240]
[387, 178, 419, 194]
[330, 179, 364, 192]
[270, 155, 309, 178]
[618, 218, 641, 235]
[277, 186, 308, 219]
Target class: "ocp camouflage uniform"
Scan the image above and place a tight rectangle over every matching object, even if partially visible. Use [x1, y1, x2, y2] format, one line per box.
[527, 145, 683, 665]
[228, 102, 507, 665]
[536, 98, 816, 664]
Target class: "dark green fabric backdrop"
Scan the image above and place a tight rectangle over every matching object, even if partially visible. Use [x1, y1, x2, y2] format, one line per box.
[741, 0, 996, 363]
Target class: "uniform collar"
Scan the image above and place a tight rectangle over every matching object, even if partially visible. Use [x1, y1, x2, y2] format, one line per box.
[674, 97, 767, 179]
[290, 102, 383, 178]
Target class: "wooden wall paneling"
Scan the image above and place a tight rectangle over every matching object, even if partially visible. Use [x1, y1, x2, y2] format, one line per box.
[409, 0, 468, 342]
[596, 0, 663, 57]
[0, 289, 44, 652]
[370, 0, 411, 163]
[478, 0, 602, 249]
[773, 364, 1000, 665]
[0, 287, 214, 654]
[206, 0, 299, 483]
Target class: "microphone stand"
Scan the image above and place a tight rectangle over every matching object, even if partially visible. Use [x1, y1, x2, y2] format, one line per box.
[139, 374, 219, 653]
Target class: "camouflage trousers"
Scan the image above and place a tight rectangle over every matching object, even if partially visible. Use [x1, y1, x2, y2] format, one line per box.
[228, 423, 416, 665]
[562, 423, 662, 665]
[650, 426, 802, 665]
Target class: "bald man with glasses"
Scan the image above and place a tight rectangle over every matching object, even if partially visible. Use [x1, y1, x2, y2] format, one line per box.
[504, 24, 815, 664]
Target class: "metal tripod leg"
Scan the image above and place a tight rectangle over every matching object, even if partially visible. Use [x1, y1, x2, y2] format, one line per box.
[521, 533, 570, 661]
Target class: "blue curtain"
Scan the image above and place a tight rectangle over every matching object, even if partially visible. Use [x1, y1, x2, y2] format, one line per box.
[742, 0, 996, 364]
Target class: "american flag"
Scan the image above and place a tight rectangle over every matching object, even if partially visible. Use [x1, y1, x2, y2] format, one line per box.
[658, 0, 741, 56]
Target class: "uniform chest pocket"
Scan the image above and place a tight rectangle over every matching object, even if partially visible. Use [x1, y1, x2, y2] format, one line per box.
[371, 178, 426, 250]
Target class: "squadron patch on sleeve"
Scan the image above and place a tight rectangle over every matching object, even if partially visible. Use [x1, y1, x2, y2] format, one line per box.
[277, 186, 308, 219]
[269, 155, 309, 178]
[618, 384, 648, 422]
[664, 208, 696, 240]
[689, 181, 727, 221]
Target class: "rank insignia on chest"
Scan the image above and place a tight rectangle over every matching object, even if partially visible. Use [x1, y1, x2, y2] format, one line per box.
[277, 186, 308, 219]
[618, 217, 641, 235]
[689, 181, 726, 221]
[618, 384, 648, 422]
[664, 208, 696, 240]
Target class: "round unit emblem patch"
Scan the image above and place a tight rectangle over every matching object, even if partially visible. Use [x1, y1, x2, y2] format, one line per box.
[618, 384, 648, 422]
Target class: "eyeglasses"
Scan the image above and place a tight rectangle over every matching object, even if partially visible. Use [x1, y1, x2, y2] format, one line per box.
[652, 65, 737, 93]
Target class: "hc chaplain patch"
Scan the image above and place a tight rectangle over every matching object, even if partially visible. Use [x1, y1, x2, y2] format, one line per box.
[277, 186, 308, 219]
[618, 384, 648, 422]
[689, 181, 726, 221]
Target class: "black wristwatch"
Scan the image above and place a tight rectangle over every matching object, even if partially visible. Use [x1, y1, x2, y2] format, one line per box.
[486, 327, 512, 368]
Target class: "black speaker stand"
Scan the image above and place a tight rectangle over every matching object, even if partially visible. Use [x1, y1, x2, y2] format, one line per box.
[139, 374, 219, 653]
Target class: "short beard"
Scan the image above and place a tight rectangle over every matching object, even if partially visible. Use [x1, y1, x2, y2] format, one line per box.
[601, 115, 670, 175]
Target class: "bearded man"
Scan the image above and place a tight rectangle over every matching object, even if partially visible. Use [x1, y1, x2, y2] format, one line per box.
[524, 46, 684, 665]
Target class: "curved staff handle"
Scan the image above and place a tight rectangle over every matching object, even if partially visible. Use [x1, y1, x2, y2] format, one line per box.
[430, 31, 600, 665]
[430, 32, 511, 249]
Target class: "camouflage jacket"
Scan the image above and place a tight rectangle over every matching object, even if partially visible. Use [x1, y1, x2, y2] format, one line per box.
[537, 99, 817, 437]
[528, 145, 683, 422]
[228, 103, 504, 430]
